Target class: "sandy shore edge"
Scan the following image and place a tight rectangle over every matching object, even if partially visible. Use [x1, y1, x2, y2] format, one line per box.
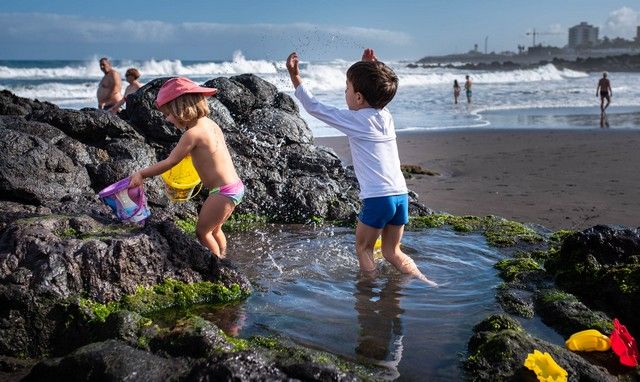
[316, 128, 640, 231]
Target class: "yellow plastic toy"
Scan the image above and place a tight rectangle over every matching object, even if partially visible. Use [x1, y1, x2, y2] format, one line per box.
[565, 329, 611, 352]
[523, 350, 568, 382]
[373, 237, 382, 258]
[161, 155, 202, 202]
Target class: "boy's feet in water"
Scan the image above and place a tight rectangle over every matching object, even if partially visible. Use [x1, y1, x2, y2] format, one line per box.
[398, 257, 438, 287]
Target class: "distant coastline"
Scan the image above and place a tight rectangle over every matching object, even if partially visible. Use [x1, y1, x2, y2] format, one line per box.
[411, 52, 640, 72]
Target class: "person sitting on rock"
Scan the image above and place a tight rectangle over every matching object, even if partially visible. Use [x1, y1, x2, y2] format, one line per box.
[286, 48, 437, 286]
[129, 77, 245, 260]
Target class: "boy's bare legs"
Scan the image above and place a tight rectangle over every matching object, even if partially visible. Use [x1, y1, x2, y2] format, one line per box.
[381, 224, 438, 286]
[355, 221, 382, 273]
[196, 194, 236, 259]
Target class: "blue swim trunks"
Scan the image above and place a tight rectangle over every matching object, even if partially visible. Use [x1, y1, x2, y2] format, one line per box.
[358, 194, 409, 229]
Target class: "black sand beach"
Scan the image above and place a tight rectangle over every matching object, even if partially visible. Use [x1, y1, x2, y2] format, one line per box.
[317, 127, 640, 231]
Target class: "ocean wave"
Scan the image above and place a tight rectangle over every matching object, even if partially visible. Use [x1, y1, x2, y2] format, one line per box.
[138, 51, 278, 76]
[0, 51, 278, 79]
[1, 82, 98, 100]
[394, 64, 588, 86]
[0, 63, 102, 80]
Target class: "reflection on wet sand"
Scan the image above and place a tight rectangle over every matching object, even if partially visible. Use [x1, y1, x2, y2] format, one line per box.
[600, 111, 610, 128]
[354, 276, 407, 379]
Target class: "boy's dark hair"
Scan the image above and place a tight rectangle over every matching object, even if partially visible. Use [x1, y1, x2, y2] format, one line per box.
[346, 61, 398, 109]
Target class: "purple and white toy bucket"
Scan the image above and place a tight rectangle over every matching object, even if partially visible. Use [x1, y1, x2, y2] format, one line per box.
[98, 178, 151, 225]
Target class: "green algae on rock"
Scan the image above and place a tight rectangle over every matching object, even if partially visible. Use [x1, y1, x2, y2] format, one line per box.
[80, 278, 250, 322]
[407, 214, 543, 247]
[176, 213, 268, 236]
[495, 257, 543, 282]
[534, 289, 614, 336]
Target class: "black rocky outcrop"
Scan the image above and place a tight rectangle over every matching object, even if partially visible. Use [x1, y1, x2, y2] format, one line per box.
[546, 225, 640, 337]
[0, 76, 381, 380]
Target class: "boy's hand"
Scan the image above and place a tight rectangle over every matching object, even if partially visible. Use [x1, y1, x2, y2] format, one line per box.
[128, 171, 143, 189]
[362, 48, 377, 62]
[286, 52, 299, 76]
[286, 52, 302, 88]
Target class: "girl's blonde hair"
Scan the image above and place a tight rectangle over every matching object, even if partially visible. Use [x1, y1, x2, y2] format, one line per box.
[159, 93, 209, 126]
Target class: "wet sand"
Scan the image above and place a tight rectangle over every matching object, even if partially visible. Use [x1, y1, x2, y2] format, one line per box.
[316, 129, 640, 231]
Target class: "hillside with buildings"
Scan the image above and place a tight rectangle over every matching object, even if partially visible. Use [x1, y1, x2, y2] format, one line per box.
[416, 21, 640, 69]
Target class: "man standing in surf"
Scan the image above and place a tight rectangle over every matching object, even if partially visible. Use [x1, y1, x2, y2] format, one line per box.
[97, 57, 123, 111]
[596, 72, 612, 112]
[596, 72, 612, 127]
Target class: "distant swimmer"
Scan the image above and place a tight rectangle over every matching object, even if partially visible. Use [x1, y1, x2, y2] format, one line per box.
[97, 57, 122, 111]
[596, 72, 612, 112]
[464, 75, 472, 104]
[453, 79, 461, 104]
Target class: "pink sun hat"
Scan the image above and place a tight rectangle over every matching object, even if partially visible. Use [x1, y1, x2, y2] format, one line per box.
[155, 77, 218, 108]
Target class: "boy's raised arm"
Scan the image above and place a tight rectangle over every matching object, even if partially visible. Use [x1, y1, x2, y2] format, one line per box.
[286, 52, 302, 88]
[361, 48, 377, 62]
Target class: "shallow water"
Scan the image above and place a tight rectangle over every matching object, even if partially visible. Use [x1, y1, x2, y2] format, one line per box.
[189, 225, 517, 380]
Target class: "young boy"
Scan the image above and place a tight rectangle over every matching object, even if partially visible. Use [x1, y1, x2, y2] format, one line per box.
[129, 77, 244, 259]
[286, 49, 436, 286]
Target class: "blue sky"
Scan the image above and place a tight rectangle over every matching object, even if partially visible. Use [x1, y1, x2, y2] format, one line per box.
[0, 0, 638, 61]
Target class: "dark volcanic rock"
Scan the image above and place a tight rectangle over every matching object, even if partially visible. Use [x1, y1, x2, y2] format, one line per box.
[465, 315, 615, 382]
[0, 75, 390, 379]
[124, 77, 183, 144]
[203, 76, 257, 120]
[0, 214, 250, 357]
[24, 340, 194, 382]
[188, 351, 289, 381]
[0, 126, 92, 206]
[0, 89, 56, 116]
[546, 225, 640, 336]
[150, 317, 235, 358]
[534, 289, 612, 337]
[28, 107, 143, 145]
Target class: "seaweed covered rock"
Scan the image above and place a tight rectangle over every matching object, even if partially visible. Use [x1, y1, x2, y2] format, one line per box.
[546, 225, 640, 337]
[0, 214, 250, 358]
[24, 318, 375, 382]
[534, 289, 613, 337]
[465, 314, 615, 381]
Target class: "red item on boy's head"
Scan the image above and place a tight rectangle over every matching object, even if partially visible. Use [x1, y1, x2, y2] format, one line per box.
[610, 318, 639, 367]
[155, 77, 217, 108]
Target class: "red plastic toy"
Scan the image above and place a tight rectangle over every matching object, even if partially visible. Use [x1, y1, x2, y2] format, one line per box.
[610, 318, 639, 367]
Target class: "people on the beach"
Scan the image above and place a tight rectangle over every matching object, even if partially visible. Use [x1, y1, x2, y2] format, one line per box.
[453, 79, 461, 104]
[128, 77, 244, 260]
[596, 72, 612, 112]
[108, 68, 143, 113]
[464, 75, 472, 104]
[286, 48, 437, 286]
[97, 57, 123, 110]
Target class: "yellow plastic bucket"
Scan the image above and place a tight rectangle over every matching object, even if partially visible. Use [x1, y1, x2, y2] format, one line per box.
[161, 156, 202, 202]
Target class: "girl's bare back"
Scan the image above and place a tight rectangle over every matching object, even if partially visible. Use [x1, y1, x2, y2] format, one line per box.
[186, 118, 239, 189]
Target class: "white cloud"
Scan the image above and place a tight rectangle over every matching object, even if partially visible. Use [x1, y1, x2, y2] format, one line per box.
[548, 24, 563, 34]
[603, 7, 640, 39]
[0, 12, 411, 48]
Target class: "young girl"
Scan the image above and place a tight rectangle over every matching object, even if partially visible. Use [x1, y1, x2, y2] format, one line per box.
[129, 77, 245, 259]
